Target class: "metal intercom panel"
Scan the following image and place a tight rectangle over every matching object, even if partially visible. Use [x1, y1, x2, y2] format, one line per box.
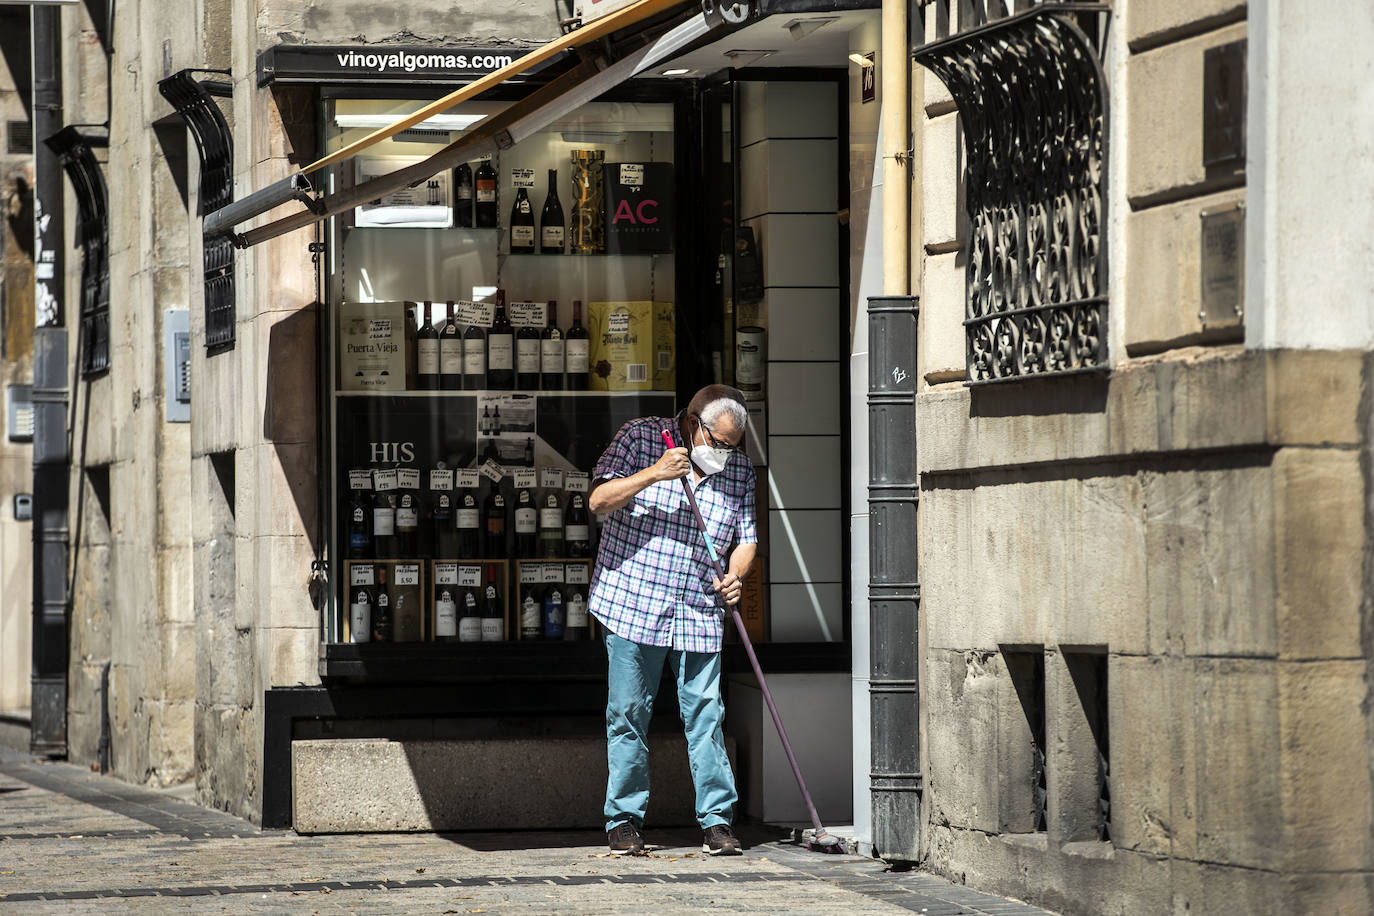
[164, 309, 190, 422]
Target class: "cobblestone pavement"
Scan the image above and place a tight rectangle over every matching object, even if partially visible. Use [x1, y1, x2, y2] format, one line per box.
[0, 749, 1057, 915]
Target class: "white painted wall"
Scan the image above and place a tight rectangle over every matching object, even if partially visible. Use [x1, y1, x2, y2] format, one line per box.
[1245, 0, 1374, 350]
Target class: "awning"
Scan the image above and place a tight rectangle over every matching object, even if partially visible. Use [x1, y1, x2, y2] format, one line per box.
[210, 0, 737, 249]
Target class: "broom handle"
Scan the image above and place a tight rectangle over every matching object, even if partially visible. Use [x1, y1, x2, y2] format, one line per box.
[662, 429, 825, 835]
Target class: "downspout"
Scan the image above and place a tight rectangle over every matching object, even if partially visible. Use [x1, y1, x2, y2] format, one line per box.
[29, 2, 70, 758]
[867, 0, 920, 863]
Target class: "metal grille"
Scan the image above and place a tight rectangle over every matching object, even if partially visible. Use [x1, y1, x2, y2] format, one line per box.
[157, 70, 236, 350]
[45, 127, 110, 376]
[914, 3, 1110, 384]
[7, 119, 33, 155]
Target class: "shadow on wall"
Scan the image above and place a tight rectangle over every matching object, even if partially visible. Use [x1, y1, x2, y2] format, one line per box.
[264, 303, 320, 554]
[968, 374, 1108, 418]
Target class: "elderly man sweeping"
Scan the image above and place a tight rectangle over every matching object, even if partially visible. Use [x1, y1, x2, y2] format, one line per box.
[588, 384, 757, 856]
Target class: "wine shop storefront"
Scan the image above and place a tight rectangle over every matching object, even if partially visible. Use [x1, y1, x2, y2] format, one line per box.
[245, 1, 881, 833]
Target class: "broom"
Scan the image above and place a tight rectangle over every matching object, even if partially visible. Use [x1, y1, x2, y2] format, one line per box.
[662, 428, 842, 853]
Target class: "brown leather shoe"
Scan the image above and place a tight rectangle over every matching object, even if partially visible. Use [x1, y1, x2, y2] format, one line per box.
[702, 824, 742, 855]
[607, 821, 645, 855]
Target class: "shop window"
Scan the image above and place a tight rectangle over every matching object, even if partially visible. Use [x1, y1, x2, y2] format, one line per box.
[323, 95, 681, 651]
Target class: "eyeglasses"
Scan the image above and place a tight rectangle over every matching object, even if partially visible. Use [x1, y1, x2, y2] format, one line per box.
[695, 415, 743, 453]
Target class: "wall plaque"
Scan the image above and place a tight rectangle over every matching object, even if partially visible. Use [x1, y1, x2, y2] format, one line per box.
[1200, 203, 1244, 328]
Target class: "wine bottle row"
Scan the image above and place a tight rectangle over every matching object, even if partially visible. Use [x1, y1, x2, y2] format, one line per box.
[452, 161, 579, 256]
[411, 291, 591, 392]
[349, 466, 594, 562]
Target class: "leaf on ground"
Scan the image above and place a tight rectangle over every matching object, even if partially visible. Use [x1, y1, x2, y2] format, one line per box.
[416, 867, 426, 873]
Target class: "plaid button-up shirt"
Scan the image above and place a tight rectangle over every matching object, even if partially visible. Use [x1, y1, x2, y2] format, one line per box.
[588, 417, 758, 653]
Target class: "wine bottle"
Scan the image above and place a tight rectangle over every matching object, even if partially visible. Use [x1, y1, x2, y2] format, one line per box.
[373, 566, 393, 642]
[480, 404, 492, 436]
[520, 566, 542, 640]
[474, 157, 498, 228]
[539, 490, 564, 558]
[563, 564, 589, 641]
[487, 290, 514, 390]
[515, 312, 541, 390]
[348, 473, 372, 559]
[431, 469, 453, 558]
[439, 301, 463, 391]
[456, 490, 480, 558]
[564, 491, 590, 558]
[462, 311, 487, 391]
[481, 565, 505, 642]
[372, 472, 396, 558]
[540, 169, 566, 254]
[434, 565, 458, 642]
[509, 187, 536, 254]
[349, 576, 372, 643]
[492, 405, 502, 436]
[404, 301, 419, 390]
[514, 486, 537, 558]
[523, 436, 534, 467]
[395, 475, 420, 558]
[454, 162, 474, 227]
[542, 578, 565, 640]
[565, 300, 589, 390]
[540, 301, 564, 391]
[484, 486, 508, 558]
[458, 583, 482, 643]
[417, 301, 440, 391]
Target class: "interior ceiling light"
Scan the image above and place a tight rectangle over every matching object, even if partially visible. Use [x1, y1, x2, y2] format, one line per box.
[783, 17, 838, 40]
[661, 67, 692, 76]
[849, 52, 876, 68]
[334, 113, 487, 131]
[722, 49, 776, 68]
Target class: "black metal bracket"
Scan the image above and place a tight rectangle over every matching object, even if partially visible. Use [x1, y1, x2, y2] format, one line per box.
[158, 69, 238, 350]
[914, 3, 1111, 385]
[44, 126, 111, 377]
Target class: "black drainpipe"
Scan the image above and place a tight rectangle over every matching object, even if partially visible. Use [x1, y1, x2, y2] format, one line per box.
[29, 3, 70, 759]
[867, 295, 920, 861]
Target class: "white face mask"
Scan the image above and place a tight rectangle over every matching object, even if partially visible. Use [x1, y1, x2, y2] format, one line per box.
[691, 421, 733, 476]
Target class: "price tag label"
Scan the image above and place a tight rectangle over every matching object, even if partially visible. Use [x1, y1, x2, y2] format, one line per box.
[480, 459, 505, 484]
[454, 469, 480, 489]
[565, 471, 589, 493]
[508, 301, 546, 328]
[350, 564, 374, 586]
[458, 566, 483, 587]
[513, 468, 538, 490]
[434, 563, 458, 585]
[395, 564, 420, 587]
[397, 468, 421, 490]
[430, 469, 454, 491]
[541, 564, 564, 583]
[511, 167, 535, 188]
[520, 564, 542, 584]
[373, 469, 398, 491]
[456, 299, 495, 328]
[349, 469, 373, 490]
[565, 563, 589, 584]
[620, 163, 644, 186]
[540, 468, 565, 490]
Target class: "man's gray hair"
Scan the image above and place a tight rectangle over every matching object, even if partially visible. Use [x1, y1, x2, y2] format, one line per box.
[699, 397, 748, 430]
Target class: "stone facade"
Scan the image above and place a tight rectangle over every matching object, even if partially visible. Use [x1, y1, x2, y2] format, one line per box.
[912, 1, 1374, 913]
[49, 0, 558, 817]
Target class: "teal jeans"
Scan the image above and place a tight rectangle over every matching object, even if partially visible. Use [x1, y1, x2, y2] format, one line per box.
[603, 630, 737, 832]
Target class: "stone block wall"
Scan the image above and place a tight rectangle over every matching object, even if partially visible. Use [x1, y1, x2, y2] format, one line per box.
[912, 0, 1374, 912]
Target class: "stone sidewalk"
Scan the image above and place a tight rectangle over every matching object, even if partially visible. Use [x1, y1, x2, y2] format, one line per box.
[0, 749, 1058, 914]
